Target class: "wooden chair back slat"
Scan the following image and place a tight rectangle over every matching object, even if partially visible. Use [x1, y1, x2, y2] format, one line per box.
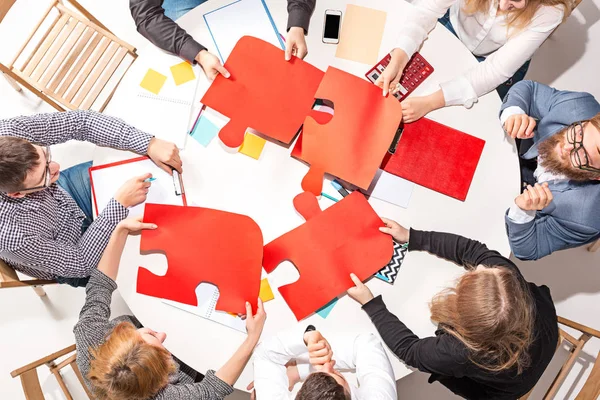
[19, 369, 45, 400]
[40, 21, 86, 86]
[55, 31, 101, 96]
[72, 41, 118, 107]
[30, 17, 77, 81]
[22, 13, 69, 76]
[64, 36, 110, 103]
[47, 26, 93, 91]
[80, 46, 128, 109]
[575, 351, 600, 400]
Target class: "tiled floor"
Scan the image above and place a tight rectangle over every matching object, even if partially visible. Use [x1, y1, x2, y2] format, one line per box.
[1, 1, 599, 399]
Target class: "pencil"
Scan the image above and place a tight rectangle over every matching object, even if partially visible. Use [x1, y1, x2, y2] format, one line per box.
[321, 192, 339, 202]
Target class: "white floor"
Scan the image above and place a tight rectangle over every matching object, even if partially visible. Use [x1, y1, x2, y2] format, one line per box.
[1, 1, 599, 399]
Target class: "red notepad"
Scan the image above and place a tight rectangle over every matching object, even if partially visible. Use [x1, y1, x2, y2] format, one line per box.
[381, 118, 485, 201]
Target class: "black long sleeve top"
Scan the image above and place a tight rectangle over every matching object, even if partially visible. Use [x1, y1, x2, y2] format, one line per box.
[362, 229, 558, 400]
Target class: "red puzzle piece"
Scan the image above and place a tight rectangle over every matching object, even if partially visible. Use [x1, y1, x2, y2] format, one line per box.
[381, 118, 485, 201]
[263, 192, 393, 320]
[200, 36, 325, 148]
[136, 204, 263, 314]
[293, 67, 403, 195]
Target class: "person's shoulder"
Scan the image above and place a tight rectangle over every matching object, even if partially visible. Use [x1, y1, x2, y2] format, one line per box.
[434, 328, 472, 363]
[531, 3, 565, 24]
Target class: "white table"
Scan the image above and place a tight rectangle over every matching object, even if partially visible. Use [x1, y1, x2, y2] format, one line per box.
[98, 0, 520, 391]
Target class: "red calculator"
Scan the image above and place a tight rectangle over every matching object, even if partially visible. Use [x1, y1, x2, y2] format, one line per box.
[365, 52, 434, 101]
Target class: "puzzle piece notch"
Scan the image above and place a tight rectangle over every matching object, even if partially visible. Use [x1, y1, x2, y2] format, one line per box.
[136, 203, 263, 314]
[201, 36, 325, 148]
[296, 67, 403, 195]
[263, 192, 393, 320]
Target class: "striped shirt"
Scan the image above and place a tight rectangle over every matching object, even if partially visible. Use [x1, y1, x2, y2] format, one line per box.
[0, 110, 152, 279]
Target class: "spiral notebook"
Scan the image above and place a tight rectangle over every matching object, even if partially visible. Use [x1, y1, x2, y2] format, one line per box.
[126, 92, 195, 149]
[162, 283, 246, 333]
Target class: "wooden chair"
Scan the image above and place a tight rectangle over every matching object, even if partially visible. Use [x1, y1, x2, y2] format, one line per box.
[521, 316, 600, 400]
[10, 344, 93, 400]
[588, 238, 600, 252]
[0, 0, 137, 111]
[0, 258, 56, 297]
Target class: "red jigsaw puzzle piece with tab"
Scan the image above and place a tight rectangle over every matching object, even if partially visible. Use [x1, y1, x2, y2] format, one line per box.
[200, 36, 325, 148]
[136, 203, 263, 314]
[263, 192, 393, 321]
[293, 67, 403, 195]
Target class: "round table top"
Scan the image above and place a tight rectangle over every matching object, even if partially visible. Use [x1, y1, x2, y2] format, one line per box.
[98, 0, 520, 391]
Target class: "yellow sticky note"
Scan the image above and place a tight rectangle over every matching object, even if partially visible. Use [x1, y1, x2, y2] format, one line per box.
[239, 133, 266, 160]
[140, 69, 167, 95]
[259, 278, 274, 302]
[335, 5, 387, 65]
[170, 61, 196, 86]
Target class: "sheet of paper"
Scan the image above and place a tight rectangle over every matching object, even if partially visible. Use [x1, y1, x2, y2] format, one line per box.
[170, 61, 196, 86]
[203, 0, 284, 63]
[335, 5, 387, 65]
[362, 169, 414, 208]
[140, 68, 167, 94]
[90, 157, 184, 218]
[259, 278, 275, 302]
[316, 298, 338, 318]
[190, 114, 220, 147]
[239, 132, 266, 159]
[163, 283, 246, 333]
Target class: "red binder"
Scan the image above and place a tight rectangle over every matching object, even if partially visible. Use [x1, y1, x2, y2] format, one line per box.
[381, 118, 485, 201]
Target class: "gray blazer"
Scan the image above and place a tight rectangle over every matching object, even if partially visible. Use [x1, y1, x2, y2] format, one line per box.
[501, 81, 600, 260]
[130, 0, 316, 63]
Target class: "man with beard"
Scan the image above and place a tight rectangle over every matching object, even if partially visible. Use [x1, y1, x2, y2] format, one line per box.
[499, 80, 600, 260]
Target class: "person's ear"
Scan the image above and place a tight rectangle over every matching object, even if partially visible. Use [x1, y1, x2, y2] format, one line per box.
[5, 191, 26, 198]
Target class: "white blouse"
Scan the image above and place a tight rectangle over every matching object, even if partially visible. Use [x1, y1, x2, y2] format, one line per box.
[395, 0, 564, 107]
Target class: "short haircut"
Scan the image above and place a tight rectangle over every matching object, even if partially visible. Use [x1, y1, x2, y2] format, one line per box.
[0, 136, 40, 192]
[296, 372, 350, 400]
[88, 321, 176, 400]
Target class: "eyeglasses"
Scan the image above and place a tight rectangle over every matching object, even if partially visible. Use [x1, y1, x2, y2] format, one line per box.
[22, 146, 52, 191]
[566, 121, 600, 173]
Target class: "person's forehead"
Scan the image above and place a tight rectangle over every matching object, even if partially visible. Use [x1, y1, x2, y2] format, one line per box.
[585, 121, 600, 137]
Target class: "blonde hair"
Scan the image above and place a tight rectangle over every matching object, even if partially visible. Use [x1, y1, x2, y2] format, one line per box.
[88, 321, 176, 400]
[430, 266, 535, 374]
[462, 0, 572, 31]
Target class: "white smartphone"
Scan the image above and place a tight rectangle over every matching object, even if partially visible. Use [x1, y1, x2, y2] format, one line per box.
[322, 9, 342, 44]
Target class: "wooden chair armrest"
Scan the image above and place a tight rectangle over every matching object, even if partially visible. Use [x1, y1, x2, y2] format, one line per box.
[558, 316, 600, 339]
[10, 344, 76, 377]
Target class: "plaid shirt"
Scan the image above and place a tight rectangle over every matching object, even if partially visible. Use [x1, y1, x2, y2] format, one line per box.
[0, 111, 153, 280]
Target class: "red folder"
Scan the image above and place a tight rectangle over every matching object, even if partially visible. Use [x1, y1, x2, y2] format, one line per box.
[381, 118, 485, 201]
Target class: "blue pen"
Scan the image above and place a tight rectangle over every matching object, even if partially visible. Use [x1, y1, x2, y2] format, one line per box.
[321, 192, 339, 202]
[144, 177, 156, 182]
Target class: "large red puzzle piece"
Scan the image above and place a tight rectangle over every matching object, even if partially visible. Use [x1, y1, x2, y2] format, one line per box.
[263, 192, 393, 320]
[293, 67, 403, 195]
[136, 203, 263, 314]
[381, 118, 485, 201]
[200, 36, 325, 148]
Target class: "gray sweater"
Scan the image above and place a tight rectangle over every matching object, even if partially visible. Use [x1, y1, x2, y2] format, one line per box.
[74, 269, 234, 399]
[129, 0, 316, 62]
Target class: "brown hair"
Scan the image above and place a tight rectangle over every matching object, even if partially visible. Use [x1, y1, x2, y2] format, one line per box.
[430, 266, 535, 374]
[462, 0, 572, 32]
[538, 112, 600, 180]
[296, 372, 350, 400]
[88, 322, 176, 400]
[0, 136, 40, 193]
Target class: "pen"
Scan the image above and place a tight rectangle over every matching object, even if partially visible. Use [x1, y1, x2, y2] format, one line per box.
[388, 123, 404, 154]
[331, 180, 350, 197]
[144, 177, 156, 182]
[321, 192, 339, 202]
[172, 170, 183, 196]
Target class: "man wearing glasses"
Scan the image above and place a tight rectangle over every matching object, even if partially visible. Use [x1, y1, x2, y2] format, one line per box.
[500, 80, 600, 260]
[0, 110, 182, 286]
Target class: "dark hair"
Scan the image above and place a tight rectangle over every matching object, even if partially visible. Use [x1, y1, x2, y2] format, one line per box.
[296, 372, 350, 400]
[0, 136, 40, 192]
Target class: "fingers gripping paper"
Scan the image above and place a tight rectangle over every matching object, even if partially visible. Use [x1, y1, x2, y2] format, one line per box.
[263, 192, 393, 320]
[381, 118, 485, 201]
[136, 204, 263, 314]
[296, 67, 403, 195]
[200, 36, 325, 148]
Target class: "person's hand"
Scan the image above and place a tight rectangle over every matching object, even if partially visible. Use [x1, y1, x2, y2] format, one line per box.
[117, 215, 157, 233]
[503, 114, 536, 139]
[401, 92, 445, 123]
[347, 273, 374, 305]
[374, 48, 409, 96]
[285, 27, 308, 60]
[114, 173, 152, 208]
[307, 338, 333, 366]
[514, 182, 553, 211]
[195, 49, 230, 81]
[245, 298, 266, 344]
[379, 217, 409, 243]
[147, 138, 182, 175]
[247, 382, 256, 400]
